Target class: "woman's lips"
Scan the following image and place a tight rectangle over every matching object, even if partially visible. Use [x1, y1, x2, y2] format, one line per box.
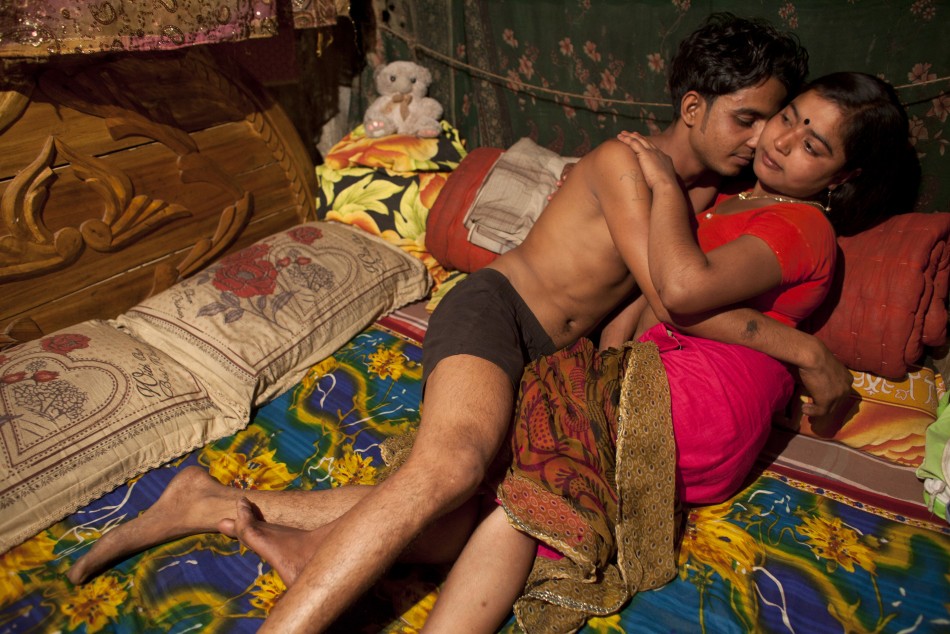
[759, 149, 781, 171]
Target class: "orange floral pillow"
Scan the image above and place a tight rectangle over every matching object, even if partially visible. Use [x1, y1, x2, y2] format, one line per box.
[323, 120, 466, 173]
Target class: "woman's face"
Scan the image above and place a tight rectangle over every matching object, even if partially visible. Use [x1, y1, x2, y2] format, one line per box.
[753, 89, 850, 199]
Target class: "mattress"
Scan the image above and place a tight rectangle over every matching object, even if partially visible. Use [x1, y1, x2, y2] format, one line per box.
[2, 305, 948, 633]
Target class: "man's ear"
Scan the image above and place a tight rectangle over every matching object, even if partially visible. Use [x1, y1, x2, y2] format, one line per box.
[680, 91, 705, 127]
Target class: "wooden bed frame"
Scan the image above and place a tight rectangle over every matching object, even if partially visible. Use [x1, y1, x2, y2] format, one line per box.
[0, 46, 317, 350]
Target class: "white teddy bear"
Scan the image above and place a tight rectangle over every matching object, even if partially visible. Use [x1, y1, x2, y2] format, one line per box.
[363, 60, 443, 139]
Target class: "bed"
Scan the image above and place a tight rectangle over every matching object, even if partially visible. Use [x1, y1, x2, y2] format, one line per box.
[2, 47, 950, 634]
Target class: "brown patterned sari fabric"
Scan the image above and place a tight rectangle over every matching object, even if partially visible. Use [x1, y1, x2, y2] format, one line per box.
[498, 338, 680, 633]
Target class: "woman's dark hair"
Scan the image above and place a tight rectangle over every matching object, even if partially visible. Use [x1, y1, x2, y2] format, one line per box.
[808, 72, 921, 236]
[668, 13, 809, 116]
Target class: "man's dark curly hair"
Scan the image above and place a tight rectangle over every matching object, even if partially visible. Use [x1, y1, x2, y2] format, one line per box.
[668, 13, 809, 117]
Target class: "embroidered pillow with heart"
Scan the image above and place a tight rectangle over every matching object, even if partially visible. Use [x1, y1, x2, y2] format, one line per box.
[0, 320, 246, 554]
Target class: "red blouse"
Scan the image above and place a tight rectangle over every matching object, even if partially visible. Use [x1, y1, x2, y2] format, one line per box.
[696, 196, 837, 327]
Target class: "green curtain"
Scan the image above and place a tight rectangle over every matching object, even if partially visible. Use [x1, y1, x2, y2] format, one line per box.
[358, 0, 949, 213]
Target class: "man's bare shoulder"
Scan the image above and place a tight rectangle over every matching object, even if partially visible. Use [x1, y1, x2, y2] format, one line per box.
[587, 138, 641, 165]
[580, 139, 645, 182]
[576, 139, 651, 205]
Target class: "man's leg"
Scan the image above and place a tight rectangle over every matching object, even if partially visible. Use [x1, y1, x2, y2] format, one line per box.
[221, 490, 486, 583]
[249, 354, 515, 633]
[66, 466, 374, 584]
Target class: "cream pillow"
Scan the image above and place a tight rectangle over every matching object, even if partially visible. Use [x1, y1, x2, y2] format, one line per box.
[463, 137, 576, 254]
[118, 221, 431, 407]
[0, 320, 246, 553]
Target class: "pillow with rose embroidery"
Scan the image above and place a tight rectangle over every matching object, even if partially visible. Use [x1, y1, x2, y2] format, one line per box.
[0, 320, 246, 554]
[117, 221, 431, 408]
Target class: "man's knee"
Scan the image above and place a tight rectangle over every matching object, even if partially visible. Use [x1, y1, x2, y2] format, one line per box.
[411, 354, 515, 504]
[404, 443, 488, 504]
[443, 447, 492, 494]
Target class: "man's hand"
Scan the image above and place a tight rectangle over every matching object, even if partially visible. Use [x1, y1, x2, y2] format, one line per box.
[794, 343, 854, 418]
[547, 162, 576, 201]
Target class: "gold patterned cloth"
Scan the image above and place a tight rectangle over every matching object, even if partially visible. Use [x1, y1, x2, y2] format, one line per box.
[0, 0, 349, 58]
[498, 338, 679, 633]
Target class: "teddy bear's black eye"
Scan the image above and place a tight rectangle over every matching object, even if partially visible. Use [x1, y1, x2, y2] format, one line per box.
[411, 77, 417, 83]
[389, 75, 396, 82]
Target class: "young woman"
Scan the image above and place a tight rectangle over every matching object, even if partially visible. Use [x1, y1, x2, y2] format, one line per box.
[420, 72, 921, 633]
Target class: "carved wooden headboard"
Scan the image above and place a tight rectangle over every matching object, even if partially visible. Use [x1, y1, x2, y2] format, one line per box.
[0, 47, 317, 350]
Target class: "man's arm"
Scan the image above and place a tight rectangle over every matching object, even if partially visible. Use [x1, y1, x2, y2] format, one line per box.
[677, 308, 853, 417]
[598, 296, 649, 351]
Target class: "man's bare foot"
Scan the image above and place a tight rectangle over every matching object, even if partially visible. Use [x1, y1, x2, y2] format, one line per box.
[223, 498, 323, 586]
[66, 466, 235, 585]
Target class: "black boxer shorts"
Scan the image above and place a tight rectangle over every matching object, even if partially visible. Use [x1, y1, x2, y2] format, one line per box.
[422, 268, 557, 388]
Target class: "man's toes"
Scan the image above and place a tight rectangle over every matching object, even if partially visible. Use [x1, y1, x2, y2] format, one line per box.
[236, 497, 262, 521]
[217, 518, 237, 537]
[234, 498, 267, 541]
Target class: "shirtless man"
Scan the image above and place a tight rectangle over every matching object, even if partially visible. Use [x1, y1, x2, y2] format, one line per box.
[67, 13, 851, 633]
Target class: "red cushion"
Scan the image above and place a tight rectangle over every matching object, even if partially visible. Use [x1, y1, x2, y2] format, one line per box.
[805, 212, 950, 378]
[426, 147, 504, 272]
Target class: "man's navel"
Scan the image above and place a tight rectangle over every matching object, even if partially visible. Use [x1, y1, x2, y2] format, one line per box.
[561, 318, 579, 335]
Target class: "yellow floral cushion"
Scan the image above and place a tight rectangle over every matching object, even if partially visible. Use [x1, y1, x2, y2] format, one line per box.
[322, 120, 466, 173]
[317, 122, 468, 295]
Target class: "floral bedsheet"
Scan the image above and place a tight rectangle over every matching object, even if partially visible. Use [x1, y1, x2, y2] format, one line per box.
[2, 319, 949, 633]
